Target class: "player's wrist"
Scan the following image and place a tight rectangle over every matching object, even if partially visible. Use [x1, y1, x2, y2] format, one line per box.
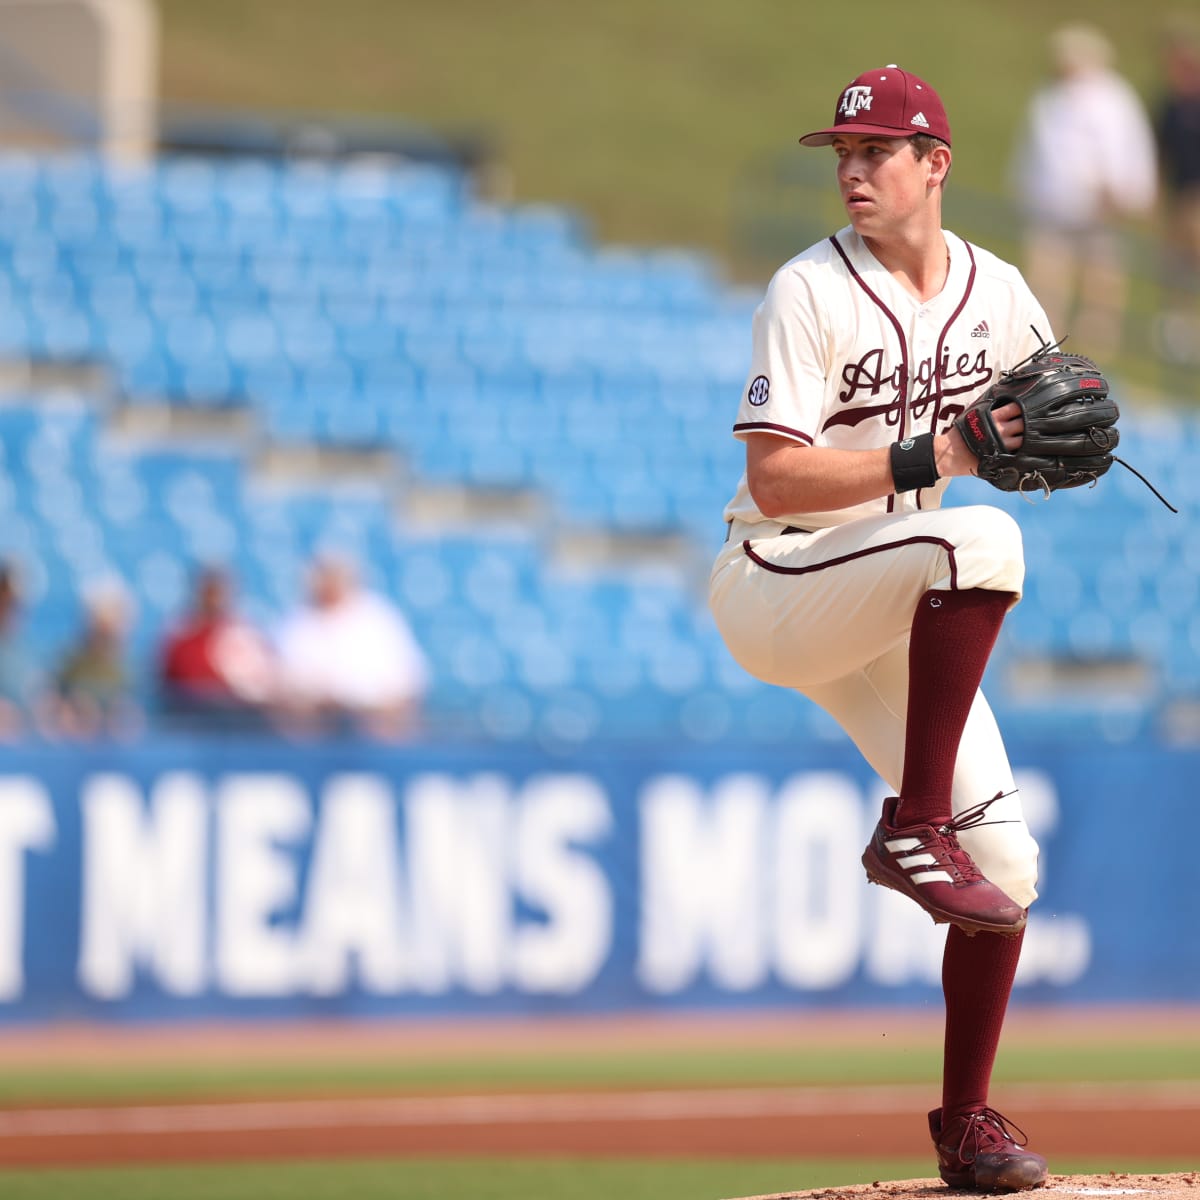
[936, 428, 976, 477]
[889, 432, 939, 492]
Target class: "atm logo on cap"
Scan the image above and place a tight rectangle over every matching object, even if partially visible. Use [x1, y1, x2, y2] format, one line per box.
[839, 86, 874, 118]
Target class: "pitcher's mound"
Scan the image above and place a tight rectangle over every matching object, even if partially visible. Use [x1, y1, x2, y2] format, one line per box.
[725, 1173, 1199, 1200]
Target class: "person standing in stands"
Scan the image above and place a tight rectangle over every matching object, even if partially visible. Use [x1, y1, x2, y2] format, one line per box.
[159, 565, 277, 727]
[272, 551, 430, 741]
[0, 561, 42, 739]
[1155, 13, 1200, 371]
[48, 578, 142, 740]
[1010, 22, 1158, 355]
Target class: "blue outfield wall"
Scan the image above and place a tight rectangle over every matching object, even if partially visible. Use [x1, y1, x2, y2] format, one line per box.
[0, 735, 1196, 1023]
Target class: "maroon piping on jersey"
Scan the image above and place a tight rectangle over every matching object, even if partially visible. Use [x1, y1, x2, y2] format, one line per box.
[741, 534, 960, 589]
[928, 240, 978, 431]
[828, 234, 910, 514]
[732, 421, 814, 443]
[828, 234, 979, 511]
[733, 236, 978, 517]
[826, 235, 910, 426]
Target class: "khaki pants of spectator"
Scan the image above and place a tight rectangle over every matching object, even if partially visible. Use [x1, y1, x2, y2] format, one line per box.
[1166, 189, 1200, 282]
[1158, 191, 1200, 369]
[1022, 222, 1128, 355]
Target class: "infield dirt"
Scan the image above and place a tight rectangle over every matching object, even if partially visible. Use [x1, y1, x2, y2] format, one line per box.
[727, 1174, 1200, 1200]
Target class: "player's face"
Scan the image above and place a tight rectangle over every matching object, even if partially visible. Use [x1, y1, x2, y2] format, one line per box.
[832, 135, 933, 236]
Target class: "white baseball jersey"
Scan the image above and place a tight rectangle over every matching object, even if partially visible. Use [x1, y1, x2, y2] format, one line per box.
[723, 226, 1053, 531]
[708, 226, 1051, 908]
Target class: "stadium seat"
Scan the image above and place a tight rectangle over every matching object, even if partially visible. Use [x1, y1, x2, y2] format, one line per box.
[0, 147, 1196, 745]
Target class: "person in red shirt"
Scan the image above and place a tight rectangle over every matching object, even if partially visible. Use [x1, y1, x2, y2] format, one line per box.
[160, 567, 276, 723]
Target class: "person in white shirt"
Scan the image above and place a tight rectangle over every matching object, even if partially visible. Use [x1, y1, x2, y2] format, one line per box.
[1011, 22, 1158, 353]
[273, 551, 430, 740]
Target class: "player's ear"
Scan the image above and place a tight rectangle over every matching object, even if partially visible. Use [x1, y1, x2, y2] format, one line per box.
[928, 144, 952, 188]
[921, 145, 950, 192]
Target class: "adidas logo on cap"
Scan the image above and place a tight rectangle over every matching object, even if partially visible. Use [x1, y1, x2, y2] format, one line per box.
[910, 111, 930, 128]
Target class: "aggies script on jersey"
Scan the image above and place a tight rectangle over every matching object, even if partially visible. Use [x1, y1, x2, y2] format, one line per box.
[822, 236, 994, 440]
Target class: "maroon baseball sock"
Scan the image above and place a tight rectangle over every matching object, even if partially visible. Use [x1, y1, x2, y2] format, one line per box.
[941, 924, 1025, 1119]
[895, 588, 1012, 827]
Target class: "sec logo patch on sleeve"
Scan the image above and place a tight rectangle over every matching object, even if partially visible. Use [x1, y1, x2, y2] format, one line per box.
[748, 375, 770, 405]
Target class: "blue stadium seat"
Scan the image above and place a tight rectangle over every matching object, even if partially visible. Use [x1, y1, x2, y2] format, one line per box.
[0, 148, 1197, 744]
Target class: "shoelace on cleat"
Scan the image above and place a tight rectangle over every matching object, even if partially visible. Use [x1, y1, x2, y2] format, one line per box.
[901, 824, 983, 883]
[940, 790, 1019, 835]
[900, 793, 1020, 885]
[951, 1107, 1030, 1164]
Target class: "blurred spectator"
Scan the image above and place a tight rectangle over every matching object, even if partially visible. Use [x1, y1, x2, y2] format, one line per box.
[1155, 14, 1200, 367]
[272, 551, 429, 741]
[0, 561, 42, 739]
[1158, 14, 1200, 271]
[1011, 23, 1158, 354]
[159, 566, 277, 728]
[47, 579, 142, 740]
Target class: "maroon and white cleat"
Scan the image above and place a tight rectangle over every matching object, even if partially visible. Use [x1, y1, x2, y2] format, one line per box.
[929, 1107, 1048, 1192]
[861, 796, 1027, 936]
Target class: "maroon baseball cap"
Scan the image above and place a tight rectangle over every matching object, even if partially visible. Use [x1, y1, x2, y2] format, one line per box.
[799, 65, 951, 147]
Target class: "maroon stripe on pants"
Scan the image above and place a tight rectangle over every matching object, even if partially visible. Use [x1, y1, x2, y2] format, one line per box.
[742, 535, 960, 590]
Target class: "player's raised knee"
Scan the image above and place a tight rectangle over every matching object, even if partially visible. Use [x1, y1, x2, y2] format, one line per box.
[967, 505, 1023, 555]
[953, 505, 1025, 595]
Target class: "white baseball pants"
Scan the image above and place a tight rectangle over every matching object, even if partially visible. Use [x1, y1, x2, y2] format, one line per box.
[709, 505, 1039, 908]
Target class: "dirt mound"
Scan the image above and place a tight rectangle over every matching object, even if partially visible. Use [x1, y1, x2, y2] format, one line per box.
[727, 1174, 1200, 1200]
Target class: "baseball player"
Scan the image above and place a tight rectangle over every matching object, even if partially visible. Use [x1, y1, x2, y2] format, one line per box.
[709, 66, 1049, 1190]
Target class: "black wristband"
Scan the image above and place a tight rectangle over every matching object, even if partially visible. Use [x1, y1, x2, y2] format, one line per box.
[889, 432, 939, 493]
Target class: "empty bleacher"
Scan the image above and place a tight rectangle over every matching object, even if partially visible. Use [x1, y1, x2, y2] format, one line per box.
[0, 149, 1191, 747]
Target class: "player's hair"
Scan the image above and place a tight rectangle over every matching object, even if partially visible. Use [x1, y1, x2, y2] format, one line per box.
[909, 135, 949, 160]
[909, 134, 952, 183]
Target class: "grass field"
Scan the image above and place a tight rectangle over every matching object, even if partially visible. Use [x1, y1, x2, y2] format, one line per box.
[4, 1156, 1199, 1200]
[3, 6, 1192, 1196]
[154, 0, 1187, 276]
[150, 0, 1197, 395]
[3, 1031, 1200, 1103]
[0, 1010, 1195, 1197]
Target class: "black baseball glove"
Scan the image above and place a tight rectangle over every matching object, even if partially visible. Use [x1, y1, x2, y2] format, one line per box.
[953, 350, 1120, 496]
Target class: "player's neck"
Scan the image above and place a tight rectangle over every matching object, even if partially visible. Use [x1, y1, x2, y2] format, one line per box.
[861, 228, 950, 303]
